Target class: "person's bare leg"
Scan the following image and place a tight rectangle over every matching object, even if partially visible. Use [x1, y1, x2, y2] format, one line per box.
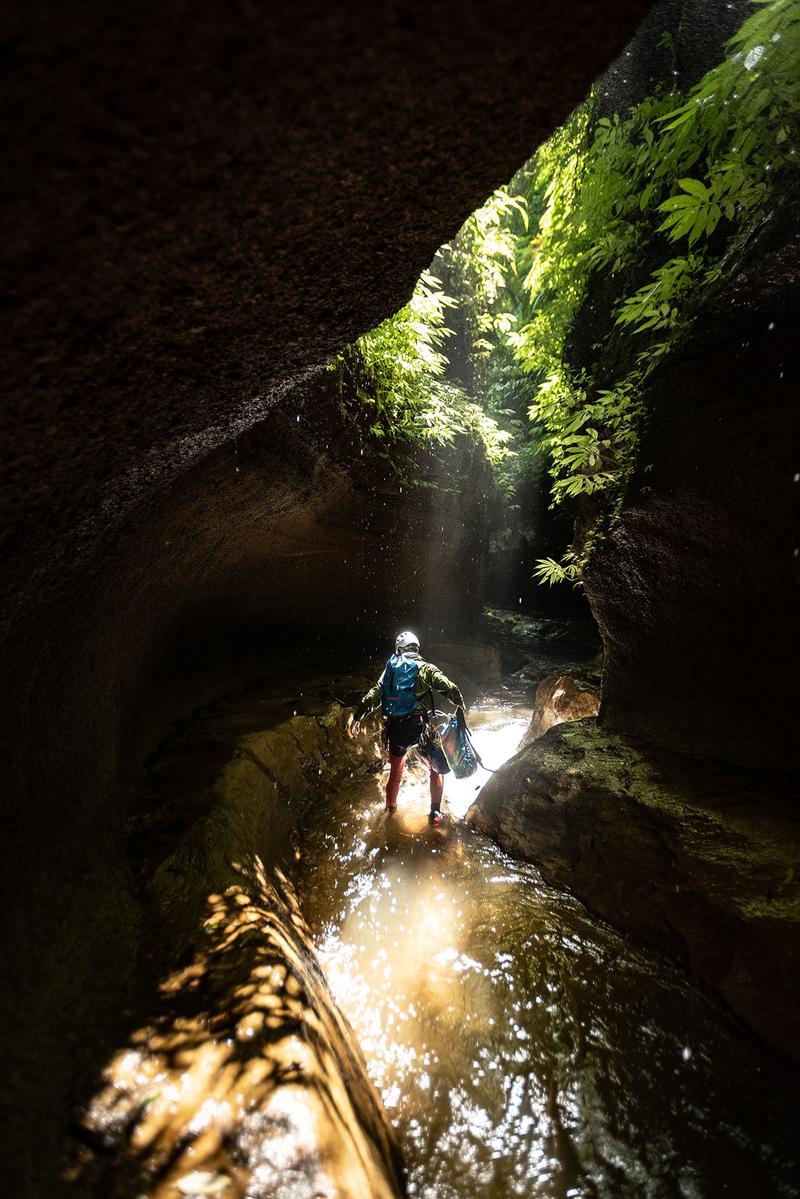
[386, 753, 405, 810]
[429, 768, 444, 821]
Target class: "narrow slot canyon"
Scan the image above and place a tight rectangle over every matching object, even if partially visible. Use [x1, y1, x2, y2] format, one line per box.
[3, 2, 799, 1197]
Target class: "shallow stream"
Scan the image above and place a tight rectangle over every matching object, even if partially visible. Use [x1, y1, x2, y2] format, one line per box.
[300, 691, 800, 1198]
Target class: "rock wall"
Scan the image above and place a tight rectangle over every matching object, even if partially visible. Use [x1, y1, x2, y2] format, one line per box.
[3, 0, 645, 635]
[70, 696, 402, 1199]
[478, 208, 800, 1069]
[553, 0, 800, 771]
[0, 383, 497, 1197]
[469, 718, 800, 1059]
[468, 1, 800, 1079]
[586, 233, 800, 770]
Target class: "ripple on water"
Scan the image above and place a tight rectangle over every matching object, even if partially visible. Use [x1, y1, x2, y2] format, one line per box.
[300, 698, 800, 1199]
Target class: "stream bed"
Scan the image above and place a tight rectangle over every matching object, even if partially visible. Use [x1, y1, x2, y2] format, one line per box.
[299, 691, 800, 1198]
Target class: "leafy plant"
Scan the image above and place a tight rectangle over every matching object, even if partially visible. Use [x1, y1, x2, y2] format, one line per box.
[331, 270, 454, 450]
[532, 550, 582, 587]
[331, 271, 512, 481]
[330, 0, 799, 590]
[510, 0, 800, 583]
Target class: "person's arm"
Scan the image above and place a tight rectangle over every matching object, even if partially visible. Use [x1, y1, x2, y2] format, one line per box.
[348, 670, 385, 735]
[420, 662, 465, 709]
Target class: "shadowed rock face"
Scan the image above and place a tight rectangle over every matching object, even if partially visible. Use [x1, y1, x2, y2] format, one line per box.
[2, 3, 650, 1192]
[1, 380, 499, 1199]
[586, 234, 800, 771]
[558, 0, 800, 772]
[3, 0, 646, 626]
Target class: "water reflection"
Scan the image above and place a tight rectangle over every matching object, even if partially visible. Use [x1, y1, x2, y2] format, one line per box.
[301, 696, 800, 1198]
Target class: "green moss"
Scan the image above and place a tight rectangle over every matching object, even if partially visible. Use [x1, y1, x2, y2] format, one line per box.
[539, 719, 800, 924]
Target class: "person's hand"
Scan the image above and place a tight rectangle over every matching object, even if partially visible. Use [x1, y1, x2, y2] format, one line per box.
[347, 714, 361, 738]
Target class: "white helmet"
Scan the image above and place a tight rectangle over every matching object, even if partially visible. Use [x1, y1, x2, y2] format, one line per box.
[395, 629, 420, 654]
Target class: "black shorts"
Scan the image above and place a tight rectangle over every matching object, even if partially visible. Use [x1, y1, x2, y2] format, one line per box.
[385, 711, 425, 758]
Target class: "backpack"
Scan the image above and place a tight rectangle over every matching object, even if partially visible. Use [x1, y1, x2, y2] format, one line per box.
[380, 653, 420, 718]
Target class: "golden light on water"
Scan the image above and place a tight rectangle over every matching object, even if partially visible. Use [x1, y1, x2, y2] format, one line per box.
[70, 865, 401, 1199]
[300, 698, 800, 1198]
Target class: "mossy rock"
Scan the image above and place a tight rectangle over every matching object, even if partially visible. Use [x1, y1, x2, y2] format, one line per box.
[469, 718, 800, 1059]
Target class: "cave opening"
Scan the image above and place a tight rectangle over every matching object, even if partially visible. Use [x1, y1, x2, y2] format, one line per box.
[3, 0, 800, 1196]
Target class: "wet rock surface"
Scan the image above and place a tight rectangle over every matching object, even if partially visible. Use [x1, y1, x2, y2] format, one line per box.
[302, 687, 800, 1197]
[481, 608, 600, 655]
[520, 673, 600, 747]
[468, 718, 800, 1060]
[67, 639, 503, 1199]
[69, 683, 403, 1199]
[480, 606, 601, 685]
[0, 397, 499, 1199]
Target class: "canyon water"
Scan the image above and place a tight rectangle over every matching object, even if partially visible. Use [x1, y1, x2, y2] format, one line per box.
[300, 692, 800, 1199]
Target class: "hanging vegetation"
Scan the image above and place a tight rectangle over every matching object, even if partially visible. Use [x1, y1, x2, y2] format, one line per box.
[517, 0, 800, 583]
[332, 0, 799, 584]
[330, 270, 513, 482]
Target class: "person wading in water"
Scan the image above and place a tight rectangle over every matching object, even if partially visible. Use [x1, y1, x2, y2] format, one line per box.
[348, 630, 465, 823]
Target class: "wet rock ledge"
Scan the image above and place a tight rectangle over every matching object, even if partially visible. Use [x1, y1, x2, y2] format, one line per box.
[70, 693, 403, 1199]
[467, 718, 800, 1060]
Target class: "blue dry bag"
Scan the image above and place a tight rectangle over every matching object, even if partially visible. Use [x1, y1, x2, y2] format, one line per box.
[417, 721, 451, 774]
[380, 653, 420, 718]
[438, 710, 479, 778]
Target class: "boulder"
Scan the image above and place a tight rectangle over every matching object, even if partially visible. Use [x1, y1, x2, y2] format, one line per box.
[520, 672, 600, 746]
[468, 718, 800, 1060]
